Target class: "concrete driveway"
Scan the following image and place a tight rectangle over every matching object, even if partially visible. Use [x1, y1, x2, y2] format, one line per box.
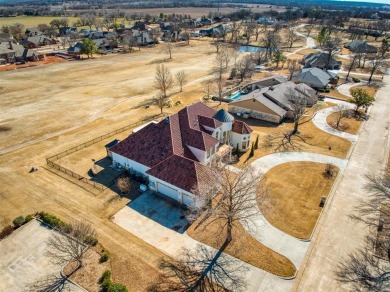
[129, 191, 189, 233]
[0, 219, 83, 292]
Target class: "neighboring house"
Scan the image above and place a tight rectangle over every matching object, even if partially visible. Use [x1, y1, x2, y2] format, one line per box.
[229, 81, 317, 123]
[200, 24, 231, 37]
[303, 52, 342, 70]
[257, 17, 276, 25]
[345, 40, 377, 54]
[0, 47, 16, 63]
[293, 67, 338, 90]
[25, 27, 42, 37]
[68, 38, 117, 54]
[20, 35, 56, 48]
[0, 42, 41, 62]
[59, 27, 77, 36]
[110, 102, 252, 207]
[133, 30, 155, 45]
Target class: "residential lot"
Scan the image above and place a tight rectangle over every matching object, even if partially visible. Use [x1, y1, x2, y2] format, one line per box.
[0, 219, 83, 292]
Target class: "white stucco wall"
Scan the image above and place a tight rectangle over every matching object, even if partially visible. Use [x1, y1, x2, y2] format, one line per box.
[148, 175, 197, 207]
[231, 133, 251, 152]
[112, 152, 150, 174]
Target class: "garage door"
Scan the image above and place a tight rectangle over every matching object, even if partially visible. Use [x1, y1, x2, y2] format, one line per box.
[157, 182, 180, 202]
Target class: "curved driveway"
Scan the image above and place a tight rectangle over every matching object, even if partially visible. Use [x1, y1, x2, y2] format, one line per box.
[312, 99, 358, 142]
[230, 152, 348, 268]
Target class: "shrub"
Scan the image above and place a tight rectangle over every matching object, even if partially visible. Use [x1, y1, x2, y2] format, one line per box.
[38, 211, 72, 233]
[0, 225, 14, 240]
[12, 216, 25, 228]
[116, 177, 131, 194]
[108, 283, 128, 292]
[100, 252, 110, 263]
[84, 235, 98, 246]
[25, 214, 33, 223]
[352, 77, 360, 83]
[323, 163, 337, 179]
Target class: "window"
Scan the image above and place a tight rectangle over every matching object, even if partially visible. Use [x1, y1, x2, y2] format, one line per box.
[207, 149, 211, 158]
[216, 132, 219, 140]
[211, 146, 215, 155]
[242, 142, 246, 149]
[247, 141, 249, 148]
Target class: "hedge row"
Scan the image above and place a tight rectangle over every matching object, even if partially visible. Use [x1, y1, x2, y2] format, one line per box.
[0, 214, 34, 240]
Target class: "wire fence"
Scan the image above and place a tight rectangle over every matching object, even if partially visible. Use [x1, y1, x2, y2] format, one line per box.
[46, 116, 161, 192]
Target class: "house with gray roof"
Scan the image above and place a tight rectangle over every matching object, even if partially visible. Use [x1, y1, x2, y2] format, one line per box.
[0, 46, 16, 64]
[228, 80, 317, 123]
[20, 35, 56, 48]
[303, 52, 342, 70]
[0, 42, 41, 62]
[345, 40, 377, 54]
[293, 67, 338, 90]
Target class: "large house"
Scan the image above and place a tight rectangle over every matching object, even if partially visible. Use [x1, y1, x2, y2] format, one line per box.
[293, 67, 338, 90]
[110, 102, 252, 207]
[229, 81, 317, 123]
[0, 42, 42, 62]
[303, 52, 342, 70]
[0, 46, 16, 64]
[345, 40, 377, 54]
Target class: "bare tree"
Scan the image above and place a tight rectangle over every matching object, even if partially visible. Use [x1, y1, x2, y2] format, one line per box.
[175, 70, 187, 92]
[251, 50, 267, 65]
[235, 55, 254, 82]
[303, 24, 314, 36]
[285, 28, 300, 49]
[116, 177, 131, 194]
[287, 59, 301, 81]
[321, 37, 342, 70]
[163, 34, 174, 59]
[262, 30, 281, 60]
[345, 54, 359, 79]
[332, 104, 350, 129]
[243, 21, 256, 45]
[154, 64, 173, 99]
[202, 80, 215, 100]
[188, 164, 265, 244]
[220, 45, 237, 69]
[366, 53, 389, 84]
[46, 221, 97, 269]
[148, 245, 248, 292]
[212, 54, 227, 105]
[230, 21, 242, 43]
[335, 171, 390, 290]
[211, 40, 224, 53]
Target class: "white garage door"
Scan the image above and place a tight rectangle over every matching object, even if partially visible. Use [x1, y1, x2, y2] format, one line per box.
[157, 182, 180, 202]
[182, 193, 193, 207]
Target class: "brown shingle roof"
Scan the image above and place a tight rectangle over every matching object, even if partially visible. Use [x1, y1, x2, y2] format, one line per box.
[146, 155, 210, 193]
[232, 120, 253, 134]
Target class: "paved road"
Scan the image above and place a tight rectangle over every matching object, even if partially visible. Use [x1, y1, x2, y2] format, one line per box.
[229, 153, 348, 268]
[293, 24, 316, 49]
[293, 75, 390, 291]
[312, 99, 358, 142]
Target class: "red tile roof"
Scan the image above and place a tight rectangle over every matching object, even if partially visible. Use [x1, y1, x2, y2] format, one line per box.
[232, 120, 253, 134]
[111, 102, 252, 194]
[146, 155, 210, 193]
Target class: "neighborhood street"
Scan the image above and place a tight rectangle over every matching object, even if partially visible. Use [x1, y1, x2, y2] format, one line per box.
[293, 76, 390, 291]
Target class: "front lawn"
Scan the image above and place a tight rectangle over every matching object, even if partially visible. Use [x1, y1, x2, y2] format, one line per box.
[326, 109, 363, 135]
[258, 162, 339, 239]
[187, 215, 296, 277]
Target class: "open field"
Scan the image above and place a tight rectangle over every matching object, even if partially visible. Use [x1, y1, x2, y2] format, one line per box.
[0, 40, 220, 290]
[0, 219, 82, 291]
[0, 16, 82, 27]
[258, 162, 339, 239]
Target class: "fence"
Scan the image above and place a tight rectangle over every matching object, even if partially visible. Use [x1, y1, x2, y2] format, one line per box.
[46, 116, 162, 191]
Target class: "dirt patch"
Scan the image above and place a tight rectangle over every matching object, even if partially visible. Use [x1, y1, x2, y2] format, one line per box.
[326, 109, 363, 135]
[64, 247, 111, 292]
[0, 56, 67, 72]
[258, 162, 339, 239]
[187, 215, 296, 277]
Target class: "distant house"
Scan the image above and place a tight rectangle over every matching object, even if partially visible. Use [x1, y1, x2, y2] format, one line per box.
[0, 42, 41, 62]
[293, 68, 338, 90]
[229, 81, 317, 123]
[20, 35, 56, 48]
[345, 40, 377, 54]
[110, 102, 252, 207]
[25, 27, 42, 37]
[59, 27, 77, 36]
[303, 52, 342, 70]
[0, 46, 16, 64]
[257, 17, 276, 25]
[133, 30, 155, 45]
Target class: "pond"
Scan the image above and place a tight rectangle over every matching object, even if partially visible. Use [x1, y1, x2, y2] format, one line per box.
[239, 45, 267, 53]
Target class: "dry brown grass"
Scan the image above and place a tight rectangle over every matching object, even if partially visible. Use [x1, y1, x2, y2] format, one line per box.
[258, 162, 339, 239]
[326, 109, 363, 135]
[64, 247, 111, 291]
[351, 85, 379, 97]
[322, 88, 350, 101]
[187, 215, 296, 277]
[296, 49, 318, 56]
[235, 102, 351, 167]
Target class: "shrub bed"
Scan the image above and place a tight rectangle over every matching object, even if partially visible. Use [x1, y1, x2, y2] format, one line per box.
[100, 270, 127, 292]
